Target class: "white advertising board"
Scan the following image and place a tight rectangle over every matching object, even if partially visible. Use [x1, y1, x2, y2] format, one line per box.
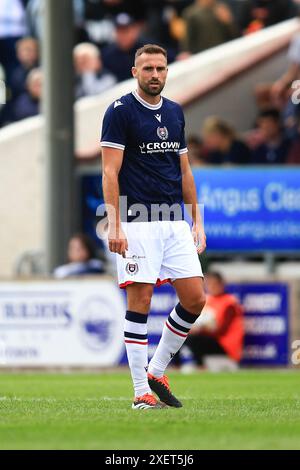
[0, 279, 126, 366]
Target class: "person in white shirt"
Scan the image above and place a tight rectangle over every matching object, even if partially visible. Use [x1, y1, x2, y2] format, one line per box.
[0, 0, 28, 85]
[54, 233, 105, 279]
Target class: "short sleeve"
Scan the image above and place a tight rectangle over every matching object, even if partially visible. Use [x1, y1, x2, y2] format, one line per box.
[288, 35, 300, 65]
[178, 106, 188, 155]
[100, 102, 129, 151]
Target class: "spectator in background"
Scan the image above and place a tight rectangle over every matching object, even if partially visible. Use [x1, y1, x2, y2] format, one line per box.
[202, 117, 251, 165]
[187, 134, 208, 166]
[10, 67, 42, 122]
[175, 271, 244, 368]
[0, 0, 28, 86]
[83, 0, 147, 49]
[272, 33, 300, 126]
[144, 1, 193, 56]
[26, 0, 86, 43]
[181, 0, 238, 54]
[287, 136, 300, 165]
[54, 234, 105, 279]
[255, 33, 300, 111]
[254, 32, 300, 139]
[10, 37, 39, 98]
[240, 0, 296, 35]
[287, 108, 300, 164]
[74, 43, 116, 99]
[252, 109, 292, 164]
[101, 13, 145, 82]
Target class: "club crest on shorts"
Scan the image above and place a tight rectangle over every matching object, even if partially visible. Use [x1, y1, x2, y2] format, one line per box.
[126, 262, 139, 276]
[157, 126, 168, 141]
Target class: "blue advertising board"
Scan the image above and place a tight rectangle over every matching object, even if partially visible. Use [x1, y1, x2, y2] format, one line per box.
[193, 168, 300, 252]
[228, 283, 289, 366]
[81, 168, 300, 253]
[120, 282, 289, 367]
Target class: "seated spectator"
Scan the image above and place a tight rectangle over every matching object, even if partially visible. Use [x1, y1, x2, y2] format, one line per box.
[187, 134, 208, 166]
[10, 67, 42, 122]
[174, 271, 244, 367]
[287, 108, 300, 164]
[10, 37, 39, 98]
[181, 0, 238, 55]
[202, 117, 251, 165]
[54, 233, 105, 279]
[287, 137, 300, 164]
[101, 13, 147, 82]
[251, 109, 292, 164]
[74, 43, 116, 99]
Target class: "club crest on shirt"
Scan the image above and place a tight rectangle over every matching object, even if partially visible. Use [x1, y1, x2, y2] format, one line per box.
[126, 262, 139, 276]
[157, 126, 169, 141]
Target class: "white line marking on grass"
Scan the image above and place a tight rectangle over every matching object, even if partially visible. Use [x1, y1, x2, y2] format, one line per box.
[102, 397, 131, 401]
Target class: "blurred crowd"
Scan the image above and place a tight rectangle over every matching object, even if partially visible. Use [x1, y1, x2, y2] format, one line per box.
[0, 0, 300, 165]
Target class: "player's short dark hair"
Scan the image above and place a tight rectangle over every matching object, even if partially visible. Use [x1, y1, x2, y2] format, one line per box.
[135, 44, 167, 63]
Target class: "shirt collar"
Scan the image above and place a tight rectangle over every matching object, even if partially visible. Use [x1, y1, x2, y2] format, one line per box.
[132, 90, 163, 110]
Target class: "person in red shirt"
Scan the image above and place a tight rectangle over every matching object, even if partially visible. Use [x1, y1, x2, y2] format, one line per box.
[176, 271, 244, 366]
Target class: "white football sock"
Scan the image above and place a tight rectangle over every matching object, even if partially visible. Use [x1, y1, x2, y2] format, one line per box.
[124, 310, 151, 398]
[148, 303, 198, 378]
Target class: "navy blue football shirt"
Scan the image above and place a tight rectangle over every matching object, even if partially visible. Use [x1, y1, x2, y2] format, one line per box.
[101, 91, 187, 221]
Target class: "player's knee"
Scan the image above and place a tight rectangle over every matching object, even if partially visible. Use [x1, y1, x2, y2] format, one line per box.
[128, 292, 152, 313]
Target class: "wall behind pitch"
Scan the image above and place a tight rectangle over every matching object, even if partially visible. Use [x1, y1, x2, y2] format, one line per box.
[184, 49, 288, 134]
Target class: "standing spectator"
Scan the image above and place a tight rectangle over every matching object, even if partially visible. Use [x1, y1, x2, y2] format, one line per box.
[26, 0, 86, 42]
[10, 67, 42, 122]
[175, 271, 244, 367]
[252, 109, 292, 164]
[255, 33, 300, 138]
[101, 13, 145, 82]
[272, 33, 300, 103]
[181, 0, 238, 54]
[74, 43, 116, 99]
[54, 234, 105, 279]
[0, 0, 28, 86]
[255, 33, 300, 112]
[240, 0, 296, 35]
[83, 0, 146, 49]
[10, 37, 39, 98]
[202, 117, 251, 165]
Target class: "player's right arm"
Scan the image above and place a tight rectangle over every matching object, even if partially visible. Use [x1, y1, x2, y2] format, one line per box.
[102, 147, 128, 257]
[101, 101, 129, 257]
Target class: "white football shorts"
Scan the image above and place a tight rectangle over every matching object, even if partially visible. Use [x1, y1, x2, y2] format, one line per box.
[116, 220, 203, 289]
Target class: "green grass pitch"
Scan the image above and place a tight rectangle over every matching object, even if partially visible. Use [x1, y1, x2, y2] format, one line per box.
[0, 370, 299, 450]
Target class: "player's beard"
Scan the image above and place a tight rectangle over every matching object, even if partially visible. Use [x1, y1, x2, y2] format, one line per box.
[139, 80, 165, 97]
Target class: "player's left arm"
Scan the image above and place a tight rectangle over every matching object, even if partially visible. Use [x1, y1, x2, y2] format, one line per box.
[180, 153, 206, 254]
